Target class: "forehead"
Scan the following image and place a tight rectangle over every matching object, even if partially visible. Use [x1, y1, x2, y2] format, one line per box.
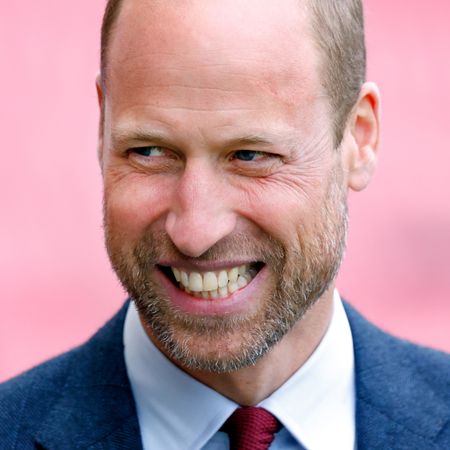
[106, 0, 328, 137]
[110, 0, 314, 55]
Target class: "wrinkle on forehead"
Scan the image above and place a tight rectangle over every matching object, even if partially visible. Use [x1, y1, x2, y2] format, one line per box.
[106, 0, 330, 142]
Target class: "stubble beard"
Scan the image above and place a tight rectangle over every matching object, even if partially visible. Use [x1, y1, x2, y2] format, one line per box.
[104, 166, 348, 373]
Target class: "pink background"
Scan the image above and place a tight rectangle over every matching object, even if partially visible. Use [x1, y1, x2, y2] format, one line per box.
[1, 1, 449, 382]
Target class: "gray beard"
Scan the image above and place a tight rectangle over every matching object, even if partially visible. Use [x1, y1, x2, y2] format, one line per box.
[104, 167, 348, 373]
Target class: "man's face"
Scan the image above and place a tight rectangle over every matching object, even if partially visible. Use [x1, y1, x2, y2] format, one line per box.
[100, 0, 350, 372]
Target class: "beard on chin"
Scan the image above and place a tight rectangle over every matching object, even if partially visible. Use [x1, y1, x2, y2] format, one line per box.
[103, 168, 348, 373]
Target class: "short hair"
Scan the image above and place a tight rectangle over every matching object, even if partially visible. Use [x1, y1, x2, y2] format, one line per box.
[100, 0, 366, 146]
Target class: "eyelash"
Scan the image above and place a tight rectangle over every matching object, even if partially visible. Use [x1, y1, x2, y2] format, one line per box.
[129, 146, 165, 157]
[231, 150, 266, 162]
[127, 146, 282, 178]
[129, 147, 276, 161]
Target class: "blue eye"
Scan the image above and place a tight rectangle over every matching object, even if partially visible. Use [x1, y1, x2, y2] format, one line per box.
[132, 146, 164, 157]
[233, 150, 261, 161]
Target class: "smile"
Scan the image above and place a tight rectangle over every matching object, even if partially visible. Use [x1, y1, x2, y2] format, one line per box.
[161, 263, 262, 300]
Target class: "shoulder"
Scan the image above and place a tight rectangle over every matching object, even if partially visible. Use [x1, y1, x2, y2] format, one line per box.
[0, 302, 130, 448]
[344, 301, 450, 387]
[344, 301, 450, 448]
[0, 349, 74, 447]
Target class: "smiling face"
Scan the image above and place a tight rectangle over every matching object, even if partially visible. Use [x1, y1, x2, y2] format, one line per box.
[100, 0, 351, 372]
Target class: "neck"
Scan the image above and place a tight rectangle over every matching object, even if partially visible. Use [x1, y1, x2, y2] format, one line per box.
[143, 287, 335, 406]
[185, 288, 334, 405]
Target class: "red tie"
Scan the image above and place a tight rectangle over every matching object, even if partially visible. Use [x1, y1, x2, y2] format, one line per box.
[222, 406, 281, 450]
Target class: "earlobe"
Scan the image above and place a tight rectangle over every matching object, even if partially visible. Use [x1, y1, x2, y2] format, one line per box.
[346, 82, 381, 192]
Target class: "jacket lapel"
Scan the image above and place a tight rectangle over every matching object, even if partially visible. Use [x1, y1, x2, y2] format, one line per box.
[30, 299, 449, 449]
[344, 302, 447, 450]
[34, 302, 142, 450]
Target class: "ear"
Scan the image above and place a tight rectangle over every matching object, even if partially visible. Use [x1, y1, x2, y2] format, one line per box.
[343, 82, 381, 191]
[95, 74, 105, 167]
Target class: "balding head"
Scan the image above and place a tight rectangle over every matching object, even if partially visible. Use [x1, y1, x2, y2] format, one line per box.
[99, 0, 379, 377]
[99, 0, 366, 146]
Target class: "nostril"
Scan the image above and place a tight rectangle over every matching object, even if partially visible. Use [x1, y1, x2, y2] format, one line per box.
[165, 209, 238, 258]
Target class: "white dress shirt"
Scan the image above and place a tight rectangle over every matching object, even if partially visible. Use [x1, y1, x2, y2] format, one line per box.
[124, 290, 356, 450]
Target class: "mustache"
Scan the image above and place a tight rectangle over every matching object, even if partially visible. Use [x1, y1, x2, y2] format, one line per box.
[132, 229, 287, 267]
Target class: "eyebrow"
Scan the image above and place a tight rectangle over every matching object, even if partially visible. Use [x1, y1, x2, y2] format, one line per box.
[111, 126, 275, 149]
[223, 135, 273, 148]
[111, 127, 170, 148]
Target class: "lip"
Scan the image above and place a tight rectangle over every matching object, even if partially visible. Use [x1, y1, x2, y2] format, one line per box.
[155, 265, 268, 316]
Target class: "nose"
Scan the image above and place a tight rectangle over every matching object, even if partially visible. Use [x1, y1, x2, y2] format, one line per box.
[165, 160, 237, 257]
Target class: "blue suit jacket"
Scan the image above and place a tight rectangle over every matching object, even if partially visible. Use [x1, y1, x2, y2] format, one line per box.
[1, 302, 449, 449]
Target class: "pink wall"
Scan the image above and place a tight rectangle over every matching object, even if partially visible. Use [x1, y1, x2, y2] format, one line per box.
[1, 1, 449, 382]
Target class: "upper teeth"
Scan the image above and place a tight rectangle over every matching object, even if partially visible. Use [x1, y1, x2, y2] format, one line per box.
[171, 264, 256, 298]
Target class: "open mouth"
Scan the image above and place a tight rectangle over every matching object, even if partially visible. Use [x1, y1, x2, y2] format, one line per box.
[159, 262, 264, 300]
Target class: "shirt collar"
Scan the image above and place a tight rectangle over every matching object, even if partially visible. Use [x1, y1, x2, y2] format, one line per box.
[123, 301, 237, 450]
[124, 290, 355, 450]
[259, 290, 356, 450]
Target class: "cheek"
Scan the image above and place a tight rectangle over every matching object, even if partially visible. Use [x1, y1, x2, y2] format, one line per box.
[104, 171, 174, 238]
[233, 174, 326, 245]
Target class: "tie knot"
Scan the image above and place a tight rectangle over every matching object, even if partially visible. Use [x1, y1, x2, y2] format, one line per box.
[222, 406, 281, 450]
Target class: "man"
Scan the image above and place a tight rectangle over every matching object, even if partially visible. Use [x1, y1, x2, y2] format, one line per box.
[1, 0, 449, 449]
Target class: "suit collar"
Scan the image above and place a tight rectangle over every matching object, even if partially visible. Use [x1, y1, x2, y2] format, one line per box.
[344, 302, 446, 450]
[35, 301, 142, 450]
[33, 300, 448, 449]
